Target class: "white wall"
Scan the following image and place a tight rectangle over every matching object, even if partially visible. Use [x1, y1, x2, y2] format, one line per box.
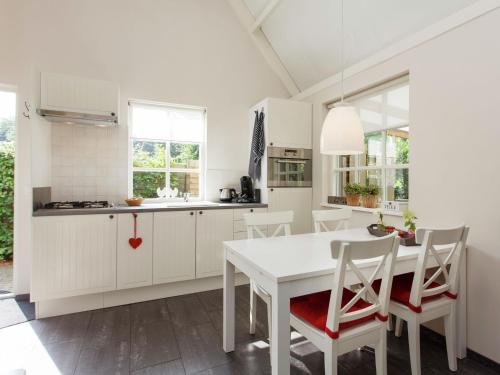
[0, 0, 288, 294]
[302, 8, 500, 362]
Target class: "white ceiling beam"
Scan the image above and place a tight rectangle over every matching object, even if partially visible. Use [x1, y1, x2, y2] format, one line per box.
[292, 0, 500, 101]
[250, 0, 281, 33]
[226, 0, 300, 96]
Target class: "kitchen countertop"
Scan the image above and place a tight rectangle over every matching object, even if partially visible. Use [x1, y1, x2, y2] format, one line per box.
[32, 202, 268, 217]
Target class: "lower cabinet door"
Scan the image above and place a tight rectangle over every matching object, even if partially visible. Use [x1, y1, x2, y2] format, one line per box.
[31, 214, 117, 301]
[117, 212, 153, 289]
[268, 187, 313, 234]
[153, 211, 196, 284]
[196, 209, 234, 278]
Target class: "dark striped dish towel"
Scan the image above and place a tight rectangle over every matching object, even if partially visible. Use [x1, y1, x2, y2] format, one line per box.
[248, 110, 265, 181]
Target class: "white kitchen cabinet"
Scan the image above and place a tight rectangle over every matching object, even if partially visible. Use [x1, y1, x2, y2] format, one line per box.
[40, 72, 119, 116]
[153, 210, 196, 284]
[251, 98, 312, 149]
[31, 214, 117, 301]
[233, 207, 268, 221]
[196, 209, 234, 278]
[267, 188, 312, 234]
[116, 213, 153, 289]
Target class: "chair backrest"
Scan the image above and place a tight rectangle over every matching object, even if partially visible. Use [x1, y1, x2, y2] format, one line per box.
[325, 232, 399, 338]
[244, 210, 294, 239]
[409, 225, 469, 307]
[312, 208, 352, 233]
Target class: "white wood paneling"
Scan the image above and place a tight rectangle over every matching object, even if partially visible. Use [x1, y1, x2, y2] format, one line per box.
[40, 72, 119, 115]
[31, 215, 117, 301]
[233, 207, 268, 220]
[196, 209, 234, 278]
[153, 211, 196, 284]
[116, 213, 153, 290]
[267, 188, 312, 234]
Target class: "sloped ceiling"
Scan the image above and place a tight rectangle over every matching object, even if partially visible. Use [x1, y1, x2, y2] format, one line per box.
[243, 0, 480, 91]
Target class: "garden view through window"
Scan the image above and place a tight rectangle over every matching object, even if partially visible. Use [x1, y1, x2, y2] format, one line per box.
[332, 77, 409, 202]
[130, 101, 205, 200]
[0, 88, 15, 295]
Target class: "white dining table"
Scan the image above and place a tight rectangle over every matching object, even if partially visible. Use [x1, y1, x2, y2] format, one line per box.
[222, 228, 467, 375]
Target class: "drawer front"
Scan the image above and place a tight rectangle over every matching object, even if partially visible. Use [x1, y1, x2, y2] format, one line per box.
[233, 207, 267, 221]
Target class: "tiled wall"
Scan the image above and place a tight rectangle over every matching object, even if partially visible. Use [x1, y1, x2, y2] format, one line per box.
[51, 123, 128, 203]
[50, 124, 249, 203]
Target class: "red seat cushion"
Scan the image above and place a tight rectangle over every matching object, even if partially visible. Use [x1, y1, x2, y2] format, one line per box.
[373, 272, 457, 313]
[290, 288, 378, 339]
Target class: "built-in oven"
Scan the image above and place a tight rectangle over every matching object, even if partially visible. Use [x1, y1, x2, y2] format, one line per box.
[267, 147, 312, 188]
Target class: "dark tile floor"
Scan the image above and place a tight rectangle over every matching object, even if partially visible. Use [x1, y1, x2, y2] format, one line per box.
[0, 284, 498, 374]
[0, 296, 35, 329]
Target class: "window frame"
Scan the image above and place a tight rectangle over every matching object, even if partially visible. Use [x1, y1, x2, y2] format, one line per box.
[332, 128, 409, 202]
[331, 78, 410, 203]
[128, 100, 206, 202]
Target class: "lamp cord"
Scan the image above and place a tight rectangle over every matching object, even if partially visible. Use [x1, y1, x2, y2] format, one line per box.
[340, 0, 344, 103]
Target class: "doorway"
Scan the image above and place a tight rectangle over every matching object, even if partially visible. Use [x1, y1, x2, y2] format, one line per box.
[0, 88, 16, 297]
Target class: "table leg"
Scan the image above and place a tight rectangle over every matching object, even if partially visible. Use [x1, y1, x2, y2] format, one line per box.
[456, 248, 467, 359]
[223, 254, 235, 352]
[271, 283, 290, 375]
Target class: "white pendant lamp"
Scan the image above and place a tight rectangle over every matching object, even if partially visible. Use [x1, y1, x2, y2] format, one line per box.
[320, 0, 364, 155]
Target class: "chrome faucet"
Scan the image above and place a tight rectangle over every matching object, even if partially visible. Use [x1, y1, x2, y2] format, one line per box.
[183, 193, 191, 202]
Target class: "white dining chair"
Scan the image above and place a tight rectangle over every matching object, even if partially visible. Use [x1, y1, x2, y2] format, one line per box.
[289, 232, 399, 375]
[379, 225, 469, 375]
[312, 208, 352, 233]
[244, 210, 294, 344]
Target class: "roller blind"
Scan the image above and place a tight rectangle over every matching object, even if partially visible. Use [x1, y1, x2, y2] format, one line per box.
[130, 101, 205, 142]
[327, 76, 409, 133]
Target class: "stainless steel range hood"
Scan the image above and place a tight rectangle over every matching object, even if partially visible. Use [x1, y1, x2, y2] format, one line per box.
[36, 108, 118, 127]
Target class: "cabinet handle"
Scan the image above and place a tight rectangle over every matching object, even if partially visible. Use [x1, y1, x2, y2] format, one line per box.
[270, 188, 274, 192]
[190, 212, 194, 216]
[250, 209, 254, 212]
[199, 211, 203, 215]
[270, 142, 274, 146]
[109, 215, 114, 219]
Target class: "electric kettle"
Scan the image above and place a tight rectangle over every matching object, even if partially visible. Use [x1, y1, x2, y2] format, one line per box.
[219, 188, 236, 202]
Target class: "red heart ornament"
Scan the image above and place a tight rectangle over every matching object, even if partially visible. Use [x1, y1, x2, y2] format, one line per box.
[129, 237, 143, 249]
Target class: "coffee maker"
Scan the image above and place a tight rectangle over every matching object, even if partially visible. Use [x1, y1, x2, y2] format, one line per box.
[238, 176, 260, 203]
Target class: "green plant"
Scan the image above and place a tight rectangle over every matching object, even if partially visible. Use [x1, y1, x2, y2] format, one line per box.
[373, 210, 385, 230]
[344, 183, 362, 196]
[403, 209, 417, 233]
[361, 184, 380, 196]
[0, 142, 14, 260]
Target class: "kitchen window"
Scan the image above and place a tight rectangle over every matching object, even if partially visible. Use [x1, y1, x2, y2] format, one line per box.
[129, 101, 206, 200]
[331, 77, 409, 203]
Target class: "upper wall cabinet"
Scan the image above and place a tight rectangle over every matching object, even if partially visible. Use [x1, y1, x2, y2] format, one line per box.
[40, 72, 119, 116]
[251, 98, 312, 149]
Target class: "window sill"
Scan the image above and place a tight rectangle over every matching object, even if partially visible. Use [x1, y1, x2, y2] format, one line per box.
[320, 203, 403, 217]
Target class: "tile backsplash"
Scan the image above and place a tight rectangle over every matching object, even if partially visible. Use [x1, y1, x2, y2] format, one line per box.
[51, 123, 128, 203]
[50, 124, 249, 204]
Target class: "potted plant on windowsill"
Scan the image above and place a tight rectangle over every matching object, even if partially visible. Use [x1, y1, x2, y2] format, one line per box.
[344, 183, 362, 206]
[361, 184, 379, 208]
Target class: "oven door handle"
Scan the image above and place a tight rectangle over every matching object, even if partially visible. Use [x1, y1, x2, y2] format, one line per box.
[275, 159, 308, 164]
